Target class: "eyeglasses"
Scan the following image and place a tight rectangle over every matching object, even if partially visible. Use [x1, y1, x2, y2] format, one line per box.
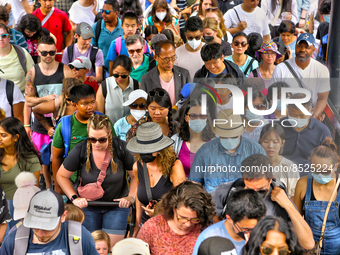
[253, 104, 266, 110]
[233, 41, 248, 47]
[234, 222, 253, 239]
[176, 210, 200, 224]
[187, 113, 207, 120]
[261, 246, 291, 255]
[38, 50, 56, 56]
[157, 55, 177, 64]
[149, 91, 165, 97]
[262, 52, 277, 56]
[69, 65, 86, 71]
[130, 103, 146, 110]
[112, 73, 129, 78]
[100, 9, 115, 14]
[205, 7, 219, 11]
[0, 33, 9, 39]
[128, 48, 143, 55]
[88, 135, 109, 144]
[187, 35, 201, 41]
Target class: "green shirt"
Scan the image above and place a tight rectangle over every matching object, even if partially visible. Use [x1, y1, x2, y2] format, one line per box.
[0, 155, 41, 200]
[130, 55, 151, 83]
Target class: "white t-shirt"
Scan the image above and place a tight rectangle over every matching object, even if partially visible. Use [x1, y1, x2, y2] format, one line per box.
[270, 57, 330, 106]
[0, 78, 24, 117]
[175, 43, 205, 79]
[223, 5, 271, 37]
[261, 0, 298, 26]
[12, 0, 33, 25]
[69, 1, 95, 26]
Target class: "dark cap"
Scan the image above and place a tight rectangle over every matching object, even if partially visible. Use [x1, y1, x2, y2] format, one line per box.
[150, 34, 167, 48]
[198, 237, 237, 255]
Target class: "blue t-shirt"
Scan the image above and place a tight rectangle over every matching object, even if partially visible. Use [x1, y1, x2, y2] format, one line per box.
[208, 67, 228, 78]
[278, 36, 296, 57]
[192, 220, 244, 255]
[0, 221, 99, 255]
[225, 55, 259, 77]
[114, 116, 132, 142]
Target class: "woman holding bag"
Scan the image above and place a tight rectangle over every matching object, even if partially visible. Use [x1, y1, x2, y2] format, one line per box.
[57, 114, 137, 247]
[126, 122, 186, 236]
[294, 137, 340, 255]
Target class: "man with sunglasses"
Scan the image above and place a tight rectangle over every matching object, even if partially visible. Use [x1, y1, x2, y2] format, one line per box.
[211, 154, 315, 250]
[140, 40, 191, 106]
[175, 16, 205, 79]
[193, 189, 266, 255]
[126, 34, 156, 83]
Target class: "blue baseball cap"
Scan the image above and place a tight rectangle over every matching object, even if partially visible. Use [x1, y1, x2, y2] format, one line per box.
[296, 33, 315, 47]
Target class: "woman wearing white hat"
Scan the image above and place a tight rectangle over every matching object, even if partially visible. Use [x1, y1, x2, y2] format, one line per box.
[126, 122, 186, 237]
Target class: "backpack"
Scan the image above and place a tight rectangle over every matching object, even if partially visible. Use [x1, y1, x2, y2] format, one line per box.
[95, 18, 103, 46]
[243, 58, 256, 76]
[13, 221, 82, 255]
[101, 78, 139, 98]
[5, 80, 14, 116]
[12, 44, 27, 75]
[66, 45, 99, 73]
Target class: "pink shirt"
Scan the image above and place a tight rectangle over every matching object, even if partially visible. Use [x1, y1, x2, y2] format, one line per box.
[160, 76, 175, 106]
[178, 142, 195, 177]
[137, 214, 201, 255]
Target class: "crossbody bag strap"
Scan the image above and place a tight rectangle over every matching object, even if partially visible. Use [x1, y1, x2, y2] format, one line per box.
[244, 58, 255, 75]
[143, 162, 153, 202]
[233, 8, 241, 23]
[42, 7, 54, 26]
[271, 3, 282, 26]
[283, 61, 305, 89]
[96, 149, 111, 185]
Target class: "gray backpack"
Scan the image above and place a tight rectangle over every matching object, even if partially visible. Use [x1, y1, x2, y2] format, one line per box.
[13, 220, 83, 255]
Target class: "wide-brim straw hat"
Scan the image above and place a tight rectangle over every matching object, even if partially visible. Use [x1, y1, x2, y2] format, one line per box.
[212, 109, 246, 137]
[126, 122, 174, 154]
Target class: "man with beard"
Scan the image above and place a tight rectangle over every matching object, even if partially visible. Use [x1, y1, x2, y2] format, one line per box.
[126, 34, 156, 83]
[271, 33, 330, 120]
[24, 35, 72, 188]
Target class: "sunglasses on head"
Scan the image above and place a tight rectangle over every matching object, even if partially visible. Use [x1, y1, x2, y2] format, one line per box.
[100, 9, 115, 14]
[39, 50, 56, 56]
[261, 246, 291, 255]
[0, 33, 9, 39]
[233, 41, 248, 47]
[112, 73, 128, 78]
[149, 91, 165, 97]
[88, 136, 109, 144]
[130, 103, 146, 110]
[128, 48, 143, 55]
[69, 65, 86, 71]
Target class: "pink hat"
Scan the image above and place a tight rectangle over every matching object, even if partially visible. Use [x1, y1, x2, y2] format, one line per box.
[255, 41, 282, 60]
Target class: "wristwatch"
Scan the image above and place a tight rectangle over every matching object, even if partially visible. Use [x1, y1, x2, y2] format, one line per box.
[70, 195, 78, 202]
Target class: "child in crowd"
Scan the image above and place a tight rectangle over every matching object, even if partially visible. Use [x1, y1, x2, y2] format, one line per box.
[91, 230, 111, 255]
[64, 204, 85, 224]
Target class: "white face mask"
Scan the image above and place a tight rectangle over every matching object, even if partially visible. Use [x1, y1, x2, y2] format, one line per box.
[156, 12, 167, 21]
[187, 38, 201, 50]
[130, 110, 146, 122]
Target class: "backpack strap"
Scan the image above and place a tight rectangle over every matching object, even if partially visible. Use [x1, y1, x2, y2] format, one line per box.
[101, 80, 107, 98]
[95, 19, 102, 45]
[283, 61, 305, 88]
[243, 58, 255, 76]
[6, 80, 14, 116]
[14, 224, 30, 255]
[68, 221, 83, 255]
[115, 37, 122, 55]
[252, 69, 258, 77]
[133, 78, 139, 90]
[11, 28, 18, 45]
[233, 8, 241, 23]
[67, 45, 74, 64]
[60, 115, 72, 158]
[12, 44, 27, 75]
[90, 46, 99, 73]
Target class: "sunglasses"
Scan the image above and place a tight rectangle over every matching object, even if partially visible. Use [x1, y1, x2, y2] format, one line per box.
[69, 65, 86, 71]
[187, 35, 201, 41]
[39, 50, 57, 56]
[149, 91, 165, 97]
[253, 104, 266, 110]
[261, 246, 291, 255]
[187, 113, 207, 120]
[233, 41, 248, 47]
[100, 9, 115, 14]
[130, 103, 146, 110]
[128, 48, 143, 55]
[88, 135, 109, 144]
[0, 33, 9, 39]
[205, 7, 219, 11]
[112, 73, 128, 78]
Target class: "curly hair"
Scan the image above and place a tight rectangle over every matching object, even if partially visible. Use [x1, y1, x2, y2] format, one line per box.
[242, 216, 304, 255]
[159, 181, 216, 230]
[135, 145, 176, 177]
[86, 114, 117, 173]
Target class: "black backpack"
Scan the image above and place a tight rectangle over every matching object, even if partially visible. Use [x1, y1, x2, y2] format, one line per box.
[66, 45, 98, 73]
[6, 80, 15, 116]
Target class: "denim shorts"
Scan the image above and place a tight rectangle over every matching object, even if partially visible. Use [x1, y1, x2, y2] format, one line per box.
[82, 206, 129, 235]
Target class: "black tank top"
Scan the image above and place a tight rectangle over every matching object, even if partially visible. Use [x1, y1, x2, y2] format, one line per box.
[137, 161, 173, 224]
[32, 63, 64, 134]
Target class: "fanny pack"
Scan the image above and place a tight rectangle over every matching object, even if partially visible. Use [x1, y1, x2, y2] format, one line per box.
[77, 149, 110, 200]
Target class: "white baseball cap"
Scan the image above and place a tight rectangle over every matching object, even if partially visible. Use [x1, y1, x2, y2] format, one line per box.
[123, 89, 148, 106]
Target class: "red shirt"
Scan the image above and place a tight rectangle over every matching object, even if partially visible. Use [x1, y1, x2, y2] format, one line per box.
[84, 77, 99, 93]
[33, 8, 72, 52]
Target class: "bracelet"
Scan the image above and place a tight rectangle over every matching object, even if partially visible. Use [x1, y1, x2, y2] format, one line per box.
[128, 195, 135, 203]
[300, 17, 306, 20]
[312, 114, 318, 118]
[24, 124, 30, 127]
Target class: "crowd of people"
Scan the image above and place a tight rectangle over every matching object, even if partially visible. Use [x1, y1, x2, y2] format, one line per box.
[0, 0, 336, 254]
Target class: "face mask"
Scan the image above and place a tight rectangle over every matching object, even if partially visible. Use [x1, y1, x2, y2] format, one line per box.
[187, 38, 201, 50]
[140, 153, 157, 163]
[189, 119, 206, 133]
[288, 115, 309, 128]
[203, 35, 214, 43]
[312, 172, 333, 185]
[220, 137, 239, 151]
[130, 110, 146, 122]
[156, 12, 167, 21]
[323, 14, 330, 23]
[245, 109, 263, 123]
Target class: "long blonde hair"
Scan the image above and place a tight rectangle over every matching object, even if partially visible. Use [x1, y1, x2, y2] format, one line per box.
[205, 9, 227, 38]
[86, 114, 117, 173]
[203, 17, 223, 40]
